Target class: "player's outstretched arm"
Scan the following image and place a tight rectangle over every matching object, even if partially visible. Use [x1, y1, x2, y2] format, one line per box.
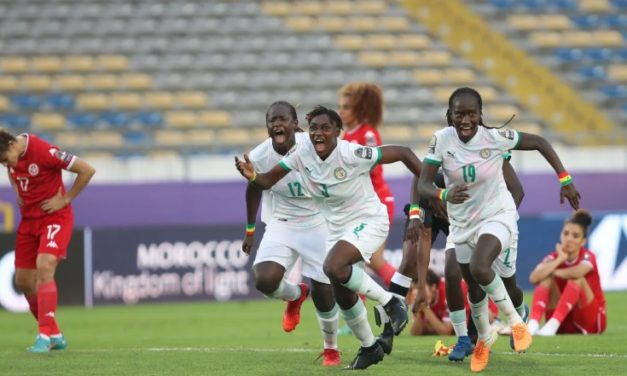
[502, 160, 524, 208]
[515, 132, 580, 209]
[378, 145, 422, 176]
[234, 153, 288, 189]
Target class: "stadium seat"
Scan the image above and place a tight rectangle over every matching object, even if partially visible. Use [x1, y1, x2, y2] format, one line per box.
[134, 111, 163, 127]
[143, 92, 175, 109]
[188, 129, 216, 145]
[398, 34, 431, 49]
[327, 1, 353, 15]
[0, 114, 30, 129]
[45, 93, 75, 110]
[10, 94, 42, 109]
[608, 64, 627, 82]
[199, 111, 232, 127]
[380, 125, 413, 143]
[335, 35, 364, 50]
[0, 57, 28, 73]
[0, 76, 18, 92]
[54, 75, 86, 91]
[175, 91, 208, 109]
[579, 0, 613, 12]
[165, 111, 199, 128]
[63, 56, 96, 72]
[154, 129, 186, 146]
[30, 56, 63, 73]
[100, 111, 131, 128]
[67, 112, 99, 128]
[261, 2, 290, 16]
[121, 73, 152, 90]
[577, 65, 606, 79]
[55, 132, 80, 148]
[97, 55, 129, 71]
[31, 113, 66, 130]
[285, 17, 314, 32]
[110, 92, 142, 110]
[22, 75, 53, 91]
[379, 17, 410, 31]
[76, 93, 110, 110]
[87, 131, 124, 147]
[0, 96, 9, 112]
[87, 74, 120, 90]
[123, 130, 150, 145]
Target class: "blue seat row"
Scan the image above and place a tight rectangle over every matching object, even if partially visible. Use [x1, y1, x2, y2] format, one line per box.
[490, 0, 577, 10]
[67, 111, 163, 128]
[555, 47, 627, 62]
[10, 93, 75, 110]
[601, 84, 627, 98]
[571, 14, 627, 29]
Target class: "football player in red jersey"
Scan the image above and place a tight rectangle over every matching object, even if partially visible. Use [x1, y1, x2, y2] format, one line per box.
[528, 209, 606, 336]
[338, 82, 397, 286]
[408, 269, 498, 336]
[0, 130, 95, 353]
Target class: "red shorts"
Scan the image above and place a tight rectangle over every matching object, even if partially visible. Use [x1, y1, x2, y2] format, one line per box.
[375, 188, 395, 224]
[14, 210, 74, 269]
[546, 299, 606, 334]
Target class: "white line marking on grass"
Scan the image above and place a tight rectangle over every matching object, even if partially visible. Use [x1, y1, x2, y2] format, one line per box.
[54, 347, 627, 359]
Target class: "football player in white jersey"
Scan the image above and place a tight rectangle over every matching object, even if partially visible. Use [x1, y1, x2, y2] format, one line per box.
[236, 105, 423, 370]
[243, 102, 340, 366]
[418, 87, 580, 373]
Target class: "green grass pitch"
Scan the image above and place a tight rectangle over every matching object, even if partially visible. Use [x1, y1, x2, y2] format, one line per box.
[1, 291, 626, 375]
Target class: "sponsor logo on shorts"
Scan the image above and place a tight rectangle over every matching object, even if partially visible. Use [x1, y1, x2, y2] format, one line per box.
[46, 240, 59, 249]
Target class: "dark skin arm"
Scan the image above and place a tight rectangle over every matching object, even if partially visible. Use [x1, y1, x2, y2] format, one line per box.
[378, 146, 424, 243]
[234, 153, 289, 190]
[418, 163, 469, 204]
[502, 159, 524, 208]
[515, 132, 580, 209]
[242, 183, 263, 255]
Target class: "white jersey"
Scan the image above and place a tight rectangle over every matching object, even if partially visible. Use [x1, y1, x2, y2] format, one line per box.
[248, 132, 324, 228]
[424, 126, 520, 228]
[279, 139, 388, 229]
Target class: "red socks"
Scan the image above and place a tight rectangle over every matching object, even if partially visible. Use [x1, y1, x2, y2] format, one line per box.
[25, 293, 38, 320]
[377, 262, 396, 287]
[551, 281, 581, 322]
[37, 281, 60, 336]
[530, 285, 549, 322]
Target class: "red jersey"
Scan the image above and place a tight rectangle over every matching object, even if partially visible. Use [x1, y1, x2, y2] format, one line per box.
[426, 278, 499, 321]
[9, 134, 75, 219]
[544, 248, 606, 308]
[342, 123, 392, 200]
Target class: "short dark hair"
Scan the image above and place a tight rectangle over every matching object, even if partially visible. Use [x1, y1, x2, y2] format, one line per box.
[305, 105, 343, 130]
[266, 101, 297, 122]
[446, 87, 483, 127]
[0, 129, 16, 154]
[426, 269, 440, 287]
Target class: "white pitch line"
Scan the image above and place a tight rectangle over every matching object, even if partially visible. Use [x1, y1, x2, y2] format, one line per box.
[55, 347, 627, 359]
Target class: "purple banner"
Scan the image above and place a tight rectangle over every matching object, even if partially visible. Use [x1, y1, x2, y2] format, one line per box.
[0, 172, 625, 228]
[90, 224, 265, 305]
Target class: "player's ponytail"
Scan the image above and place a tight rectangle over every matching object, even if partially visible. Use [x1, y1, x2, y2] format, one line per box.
[567, 209, 593, 235]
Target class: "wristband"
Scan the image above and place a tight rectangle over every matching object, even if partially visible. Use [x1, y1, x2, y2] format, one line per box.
[437, 188, 448, 202]
[408, 204, 424, 222]
[245, 224, 255, 236]
[558, 172, 573, 187]
[249, 171, 257, 183]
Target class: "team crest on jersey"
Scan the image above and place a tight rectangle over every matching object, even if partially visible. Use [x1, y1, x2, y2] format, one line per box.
[28, 163, 39, 176]
[354, 147, 373, 160]
[428, 136, 437, 154]
[334, 167, 347, 180]
[498, 128, 515, 140]
[480, 148, 491, 159]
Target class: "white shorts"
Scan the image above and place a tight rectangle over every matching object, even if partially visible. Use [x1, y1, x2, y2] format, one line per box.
[254, 220, 330, 284]
[454, 211, 518, 278]
[329, 216, 389, 262]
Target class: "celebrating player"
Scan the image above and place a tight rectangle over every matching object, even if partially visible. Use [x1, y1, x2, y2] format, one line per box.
[242, 101, 340, 366]
[0, 129, 95, 353]
[338, 82, 397, 286]
[418, 87, 580, 372]
[235, 105, 422, 370]
[528, 209, 606, 336]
